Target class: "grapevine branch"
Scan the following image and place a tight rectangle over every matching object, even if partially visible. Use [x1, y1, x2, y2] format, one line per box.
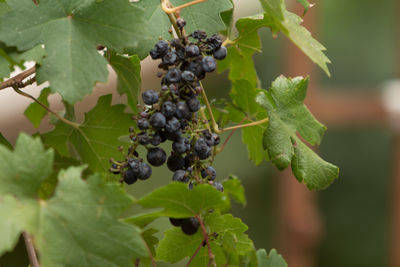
[0, 66, 36, 90]
[23, 231, 40, 267]
[162, 0, 208, 14]
[12, 86, 80, 129]
[186, 240, 204, 267]
[196, 215, 216, 267]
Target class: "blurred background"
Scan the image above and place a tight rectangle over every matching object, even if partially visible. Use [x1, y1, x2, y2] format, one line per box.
[0, 0, 399, 266]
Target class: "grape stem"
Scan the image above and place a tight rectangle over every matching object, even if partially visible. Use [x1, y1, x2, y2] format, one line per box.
[0, 66, 36, 90]
[196, 215, 216, 267]
[23, 231, 40, 267]
[186, 240, 204, 267]
[12, 86, 80, 129]
[161, 0, 208, 14]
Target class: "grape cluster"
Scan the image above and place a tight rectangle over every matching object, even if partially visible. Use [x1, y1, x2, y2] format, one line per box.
[110, 22, 226, 214]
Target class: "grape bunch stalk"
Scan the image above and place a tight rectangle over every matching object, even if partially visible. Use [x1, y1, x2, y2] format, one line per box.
[110, 19, 227, 216]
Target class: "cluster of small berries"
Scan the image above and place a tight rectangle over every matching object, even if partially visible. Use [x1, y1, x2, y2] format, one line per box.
[110, 22, 227, 221]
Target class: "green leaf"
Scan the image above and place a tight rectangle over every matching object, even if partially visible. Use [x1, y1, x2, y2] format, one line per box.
[0, 0, 150, 103]
[296, 0, 310, 14]
[174, 0, 233, 35]
[109, 53, 141, 112]
[0, 133, 53, 198]
[0, 196, 38, 254]
[24, 87, 51, 128]
[218, 14, 271, 86]
[125, 211, 163, 228]
[156, 227, 226, 266]
[206, 213, 253, 254]
[137, 183, 228, 218]
[256, 76, 339, 189]
[222, 175, 246, 205]
[259, 0, 330, 75]
[131, 0, 232, 59]
[0, 132, 11, 149]
[0, 134, 52, 254]
[37, 167, 147, 267]
[42, 94, 133, 173]
[128, 0, 170, 59]
[141, 228, 159, 258]
[229, 79, 269, 165]
[257, 249, 287, 267]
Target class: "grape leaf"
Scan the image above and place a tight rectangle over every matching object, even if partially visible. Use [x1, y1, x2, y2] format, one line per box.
[256, 76, 339, 189]
[156, 227, 226, 266]
[125, 211, 164, 228]
[218, 14, 271, 86]
[229, 79, 269, 165]
[128, 0, 170, 59]
[36, 167, 147, 267]
[24, 87, 51, 128]
[130, 0, 232, 59]
[173, 0, 233, 35]
[0, 133, 53, 198]
[259, 0, 330, 75]
[296, 0, 310, 14]
[0, 134, 53, 254]
[222, 175, 246, 205]
[257, 249, 287, 267]
[141, 228, 159, 259]
[0, 0, 150, 103]
[109, 53, 141, 113]
[0, 132, 11, 149]
[42, 94, 133, 173]
[137, 183, 229, 218]
[206, 213, 253, 254]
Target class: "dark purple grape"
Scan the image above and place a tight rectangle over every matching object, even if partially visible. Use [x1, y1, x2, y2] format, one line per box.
[162, 101, 177, 118]
[173, 170, 189, 183]
[150, 134, 162, 146]
[186, 97, 200, 112]
[162, 52, 177, 65]
[149, 112, 166, 130]
[165, 129, 182, 141]
[213, 182, 224, 192]
[206, 34, 222, 51]
[167, 154, 185, 171]
[155, 40, 169, 55]
[142, 90, 159, 105]
[181, 217, 199, 235]
[124, 168, 138, 185]
[165, 68, 182, 83]
[182, 71, 195, 82]
[138, 132, 151, 145]
[176, 18, 186, 30]
[172, 137, 190, 154]
[188, 60, 205, 79]
[185, 45, 200, 57]
[201, 166, 216, 180]
[191, 30, 207, 40]
[202, 56, 216, 72]
[138, 162, 152, 180]
[211, 133, 220, 146]
[147, 147, 167, 166]
[213, 46, 227, 60]
[165, 117, 181, 133]
[175, 102, 191, 120]
[169, 217, 185, 227]
[149, 49, 160, 59]
[137, 118, 149, 130]
[194, 138, 211, 160]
